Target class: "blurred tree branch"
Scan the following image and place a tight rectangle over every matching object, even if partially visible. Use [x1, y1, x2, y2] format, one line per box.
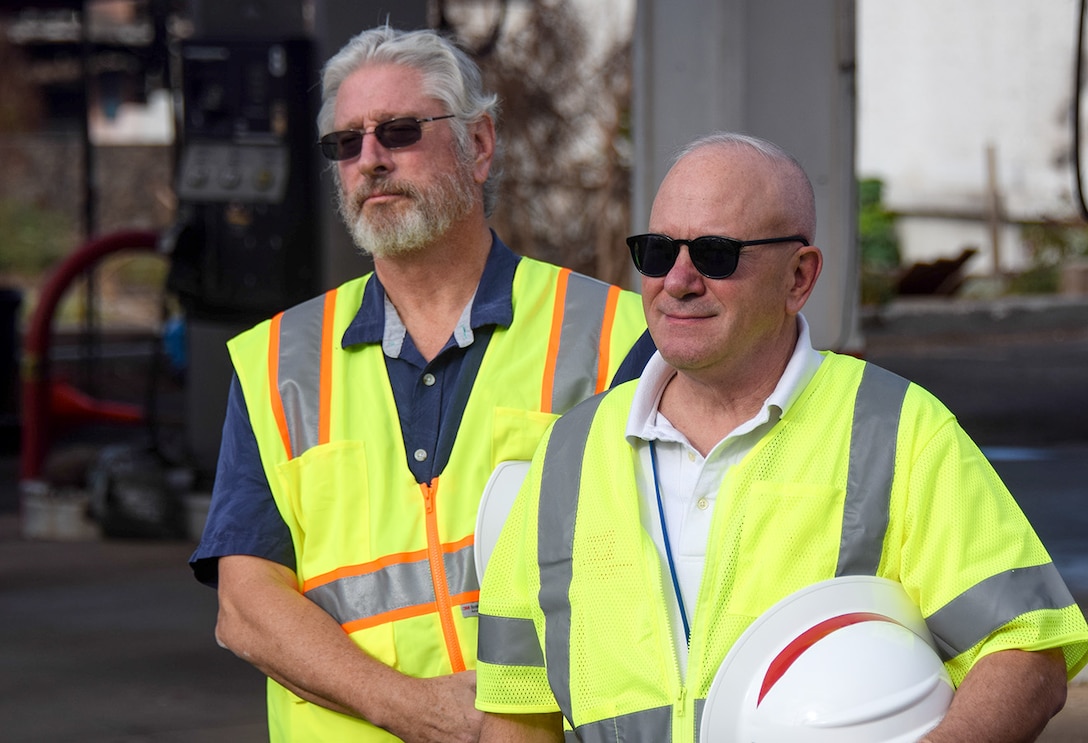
[445, 0, 635, 286]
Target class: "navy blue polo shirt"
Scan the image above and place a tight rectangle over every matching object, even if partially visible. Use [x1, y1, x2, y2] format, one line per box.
[189, 235, 654, 586]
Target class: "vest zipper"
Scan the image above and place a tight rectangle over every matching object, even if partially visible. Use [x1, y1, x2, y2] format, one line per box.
[421, 479, 467, 673]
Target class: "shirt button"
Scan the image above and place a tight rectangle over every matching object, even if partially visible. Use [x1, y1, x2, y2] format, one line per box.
[414, 449, 428, 462]
[696, 497, 709, 510]
[687, 451, 696, 462]
[422, 373, 436, 387]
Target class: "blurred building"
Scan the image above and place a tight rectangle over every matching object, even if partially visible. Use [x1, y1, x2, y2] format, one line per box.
[858, 0, 1085, 279]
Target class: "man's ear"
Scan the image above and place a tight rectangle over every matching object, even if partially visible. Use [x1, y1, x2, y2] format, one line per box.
[786, 245, 823, 314]
[470, 116, 496, 185]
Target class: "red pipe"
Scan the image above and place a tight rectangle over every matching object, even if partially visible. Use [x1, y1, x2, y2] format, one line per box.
[20, 230, 160, 481]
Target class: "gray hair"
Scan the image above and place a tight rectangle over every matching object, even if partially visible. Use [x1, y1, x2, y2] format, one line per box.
[675, 132, 816, 240]
[318, 25, 502, 216]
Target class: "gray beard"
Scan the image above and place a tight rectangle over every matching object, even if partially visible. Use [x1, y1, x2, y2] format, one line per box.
[338, 168, 478, 259]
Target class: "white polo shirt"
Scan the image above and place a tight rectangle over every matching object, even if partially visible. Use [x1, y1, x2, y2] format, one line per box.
[624, 314, 824, 675]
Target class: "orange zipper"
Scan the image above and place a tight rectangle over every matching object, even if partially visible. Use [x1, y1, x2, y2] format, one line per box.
[421, 478, 466, 672]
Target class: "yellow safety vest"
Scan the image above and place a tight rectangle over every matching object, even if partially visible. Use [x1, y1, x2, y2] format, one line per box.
[229, 257, 646, 741]
[477, 353, 1088, 742]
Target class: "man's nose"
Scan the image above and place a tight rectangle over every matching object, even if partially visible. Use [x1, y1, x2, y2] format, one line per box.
[660, 245, 706, 296]
[353, 130, 395, 174]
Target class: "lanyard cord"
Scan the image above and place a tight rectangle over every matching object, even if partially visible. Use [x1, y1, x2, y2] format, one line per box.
[649, 441, 691, 646]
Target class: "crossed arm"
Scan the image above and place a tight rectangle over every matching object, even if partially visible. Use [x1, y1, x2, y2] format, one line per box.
[478, 648, 1069, 743]
[216, 554, 484, 743]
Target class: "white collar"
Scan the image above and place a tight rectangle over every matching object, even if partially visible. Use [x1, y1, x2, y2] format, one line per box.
[625, 314, 824, 445]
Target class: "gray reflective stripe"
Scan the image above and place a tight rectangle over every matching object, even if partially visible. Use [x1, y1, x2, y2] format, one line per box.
[445, 544, 480, 595]
[551, 273, 611, 413]
[535, 364, 912, 737]
[275, 293, 328, 458]
[926, 562, 1077, 661]
[538, 394, 605, 722]
[477, 614, 545, 667]
[693, 698, 705, 743]
[836, 364, 909, 576]
[305, 544, 476, 626]
[569, 706, 672, 742]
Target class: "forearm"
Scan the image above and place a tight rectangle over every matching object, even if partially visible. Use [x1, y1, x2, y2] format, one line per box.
[215, 554, 482, 743]
[480, 712, 564, 743]
[921, 648, 1067, 743]
[216, 554, 396, 720]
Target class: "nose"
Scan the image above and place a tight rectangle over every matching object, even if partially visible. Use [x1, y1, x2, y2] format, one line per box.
[661, 244, 706, 297]
[349, 129, 395, 176]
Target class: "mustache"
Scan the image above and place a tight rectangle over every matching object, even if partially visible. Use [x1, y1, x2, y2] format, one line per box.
[348, 177, 421, 211]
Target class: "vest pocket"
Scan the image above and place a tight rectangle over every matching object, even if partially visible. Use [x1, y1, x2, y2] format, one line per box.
[491, 407, 559, 467]
[275, 441, 401, 667]
[274, 440, 374, 575]
[725, 481, 844, 618]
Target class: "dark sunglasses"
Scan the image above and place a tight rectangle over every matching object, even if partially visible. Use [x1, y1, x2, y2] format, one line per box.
[319, 115, 456, 160]
[626, 233, 809, 279]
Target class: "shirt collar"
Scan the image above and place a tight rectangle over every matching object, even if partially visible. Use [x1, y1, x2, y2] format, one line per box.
[340, 230, 520, 353]
[625, 313, 824, 444]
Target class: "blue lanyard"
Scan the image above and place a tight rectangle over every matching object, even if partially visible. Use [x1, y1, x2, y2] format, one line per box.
[649, 441, 691, 646]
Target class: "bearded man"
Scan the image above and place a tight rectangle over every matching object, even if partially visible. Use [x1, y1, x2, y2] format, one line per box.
[189, 25, 654, 743]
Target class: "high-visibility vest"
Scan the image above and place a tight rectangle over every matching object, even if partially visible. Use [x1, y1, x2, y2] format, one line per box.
[477, 353, 1088, 743]
[228, 257, 647, 741]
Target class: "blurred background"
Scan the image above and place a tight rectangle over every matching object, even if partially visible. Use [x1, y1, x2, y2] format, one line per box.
[0, 1, 1085, 740]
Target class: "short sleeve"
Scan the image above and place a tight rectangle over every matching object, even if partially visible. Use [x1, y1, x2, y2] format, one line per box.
[188, 374, 295, 587]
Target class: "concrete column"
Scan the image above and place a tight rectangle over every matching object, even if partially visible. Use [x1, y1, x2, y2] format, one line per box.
[632, 0, 859, 351]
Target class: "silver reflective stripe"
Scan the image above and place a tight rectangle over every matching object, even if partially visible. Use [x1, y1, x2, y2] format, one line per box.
[539, 394, 605, 722]
[536, 364, 911, 739]
[836, 364, 909, 576]
[550, 273, 611, 413]
[926, 562, 1077, 661]
[275, 293, 328, 458]
[445, 544, 479, 595]
[305, 544, 476, 626]
[693, 698, 705, 743]
[569, 706, 672, 742]
[477, 615, 545, 667]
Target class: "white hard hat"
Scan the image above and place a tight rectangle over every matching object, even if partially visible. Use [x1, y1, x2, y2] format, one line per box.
[474, 460, 530, 581]
[701, 576, 953, 743]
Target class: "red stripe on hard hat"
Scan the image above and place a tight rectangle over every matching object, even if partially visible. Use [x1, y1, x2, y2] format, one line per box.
[757, 612, 900, 705]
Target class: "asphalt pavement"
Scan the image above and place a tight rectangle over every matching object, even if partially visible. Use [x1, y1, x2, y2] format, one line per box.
[1, 294, 1086, 742]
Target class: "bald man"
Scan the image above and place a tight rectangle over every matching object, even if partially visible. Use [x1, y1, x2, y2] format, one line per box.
[474, 132, 1086, 743]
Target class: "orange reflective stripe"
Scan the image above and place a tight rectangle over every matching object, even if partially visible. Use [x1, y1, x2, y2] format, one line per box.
[267, 312, 292, 459]
[302, 546, 431, 593]
[450, 589, 481, 606]
[318, 289, 337, 446]
[342, 602, 440, 634]
[595, 284, 621, 394]
[444, 532, 476, 554]
[339, 590, 482, 635]
[302, 533, 477, 594]
[541, 268, 571, 414]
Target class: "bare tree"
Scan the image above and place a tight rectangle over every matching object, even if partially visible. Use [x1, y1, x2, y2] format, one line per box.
[442, 0, 635, 287]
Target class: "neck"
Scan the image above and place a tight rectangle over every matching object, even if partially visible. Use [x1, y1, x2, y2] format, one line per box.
[373, 218, 493, 362]
[659, 322, 799, 456]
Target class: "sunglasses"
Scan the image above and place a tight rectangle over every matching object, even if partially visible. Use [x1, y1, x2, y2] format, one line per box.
[626, 233, 809, 279]
[319, 115, 456, 160]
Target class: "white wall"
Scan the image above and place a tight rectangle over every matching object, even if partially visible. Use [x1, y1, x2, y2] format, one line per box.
[857, 0, 1080, 273]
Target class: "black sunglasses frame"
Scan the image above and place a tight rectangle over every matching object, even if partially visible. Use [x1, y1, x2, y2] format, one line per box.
[319, 115, 456, 160]
[626, 233, 809, 280]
